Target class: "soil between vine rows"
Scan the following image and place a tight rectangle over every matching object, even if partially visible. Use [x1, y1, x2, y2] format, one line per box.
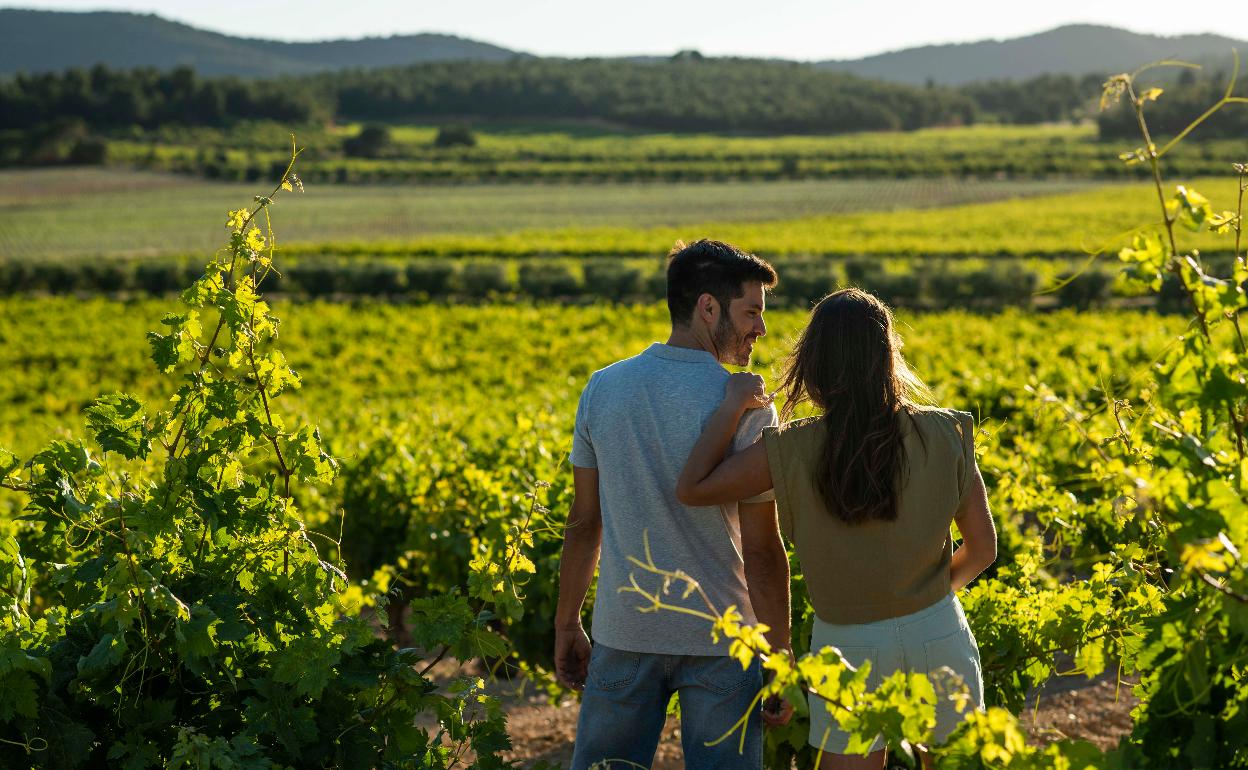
[418, 659, 1137, 767]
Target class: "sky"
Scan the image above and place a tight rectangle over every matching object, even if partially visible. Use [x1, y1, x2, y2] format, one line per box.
[7, 0, 1247, 60]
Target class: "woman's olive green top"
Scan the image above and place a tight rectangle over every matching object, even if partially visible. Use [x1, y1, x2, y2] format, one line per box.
[762, 407, 976, 625]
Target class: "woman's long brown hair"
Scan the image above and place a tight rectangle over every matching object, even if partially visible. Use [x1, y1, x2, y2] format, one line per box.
[777, 289, 932, 524]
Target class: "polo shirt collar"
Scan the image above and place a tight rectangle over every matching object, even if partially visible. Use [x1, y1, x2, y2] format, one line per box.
[644, 342, 720, 365]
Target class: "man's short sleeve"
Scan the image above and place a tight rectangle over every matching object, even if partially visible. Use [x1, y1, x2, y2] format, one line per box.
[733, 402, 779, 503]
[569, 376, 598, 468]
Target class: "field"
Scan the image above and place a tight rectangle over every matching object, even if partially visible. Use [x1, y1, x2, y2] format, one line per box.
[280, 175, 1243, 260]
[5, 166, 1245, 268]
[3, 105, 1247, 767]
[102, 120, 1248, 182]
[0, 297, 1181, 460]
[0, 292, 1196, 766]
[0, 167, 1105, 260]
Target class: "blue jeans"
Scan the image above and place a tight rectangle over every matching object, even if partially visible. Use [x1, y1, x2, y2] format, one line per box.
[570, 643, 764, 770]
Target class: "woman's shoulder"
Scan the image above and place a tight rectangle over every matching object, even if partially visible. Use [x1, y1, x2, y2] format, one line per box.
[764, 416, 823, 448]
[770, 415, 822, 435]
[909, 405, 973, 423]
[907, 406, 975, 441]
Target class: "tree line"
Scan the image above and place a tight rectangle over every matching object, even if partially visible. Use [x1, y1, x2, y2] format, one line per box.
[1, 58, 1116, 137]
[1096, 69, 1248, 140]
[0, 65, 326, 131]
[4, 57, 1238, 157]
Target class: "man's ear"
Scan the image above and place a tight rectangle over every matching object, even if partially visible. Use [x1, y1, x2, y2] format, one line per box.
[695, 292, 719, 327]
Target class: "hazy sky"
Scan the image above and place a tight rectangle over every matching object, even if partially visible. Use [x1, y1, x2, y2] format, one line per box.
[8, 0, 1247, 60]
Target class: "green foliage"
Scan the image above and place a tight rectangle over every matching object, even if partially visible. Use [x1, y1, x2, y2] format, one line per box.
[0, 167, 1111, 261]
[517, 262, 580, 299]
[962, 72, 1106, 124]
[341, 124, 392, 159]
[459, 261, 512, 296]
[433, 123, 477, 149]
[288, 179, 1237, 262]
[3, 67, 1248, 766]
[0, 149, 537, 766]
[1099, 71, 1248, 140]
[0, 59, 975, 136]
[0, 65, 326, 133]
[518, 70, 1248, 768]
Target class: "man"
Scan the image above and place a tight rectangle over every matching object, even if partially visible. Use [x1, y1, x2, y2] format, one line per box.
[555, 239, 792, 770]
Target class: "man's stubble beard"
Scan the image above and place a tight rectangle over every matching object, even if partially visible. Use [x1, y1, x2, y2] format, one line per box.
[713, 314, 751, 367]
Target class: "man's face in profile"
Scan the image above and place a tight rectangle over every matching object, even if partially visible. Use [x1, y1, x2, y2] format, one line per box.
[713, 281, 767, 367]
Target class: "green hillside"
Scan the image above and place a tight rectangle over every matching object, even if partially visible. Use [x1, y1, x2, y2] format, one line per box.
[819, 24, 1246, 85]
[0, 9, 521, 77]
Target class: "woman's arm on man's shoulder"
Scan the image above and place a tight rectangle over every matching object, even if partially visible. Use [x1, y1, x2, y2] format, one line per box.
[678, 439, 773, 507]
[676, 373, 775, 506]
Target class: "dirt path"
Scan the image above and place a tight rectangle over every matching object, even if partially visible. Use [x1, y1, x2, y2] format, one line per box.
[494, 672, 1137, 768]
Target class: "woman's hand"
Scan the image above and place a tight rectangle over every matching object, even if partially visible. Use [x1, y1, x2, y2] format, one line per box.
[725, 372, 773, 412]
[676, 371, 775, 507]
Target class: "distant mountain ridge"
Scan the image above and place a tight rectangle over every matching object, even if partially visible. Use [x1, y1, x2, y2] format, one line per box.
[1, 10, 1244, 86]
[0, 9, 523, 77]
[818, 24, 1248, 85]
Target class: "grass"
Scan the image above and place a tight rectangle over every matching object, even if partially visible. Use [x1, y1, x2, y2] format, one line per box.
[286, 175, 1245, 260]
[0, 168, 1107, 260]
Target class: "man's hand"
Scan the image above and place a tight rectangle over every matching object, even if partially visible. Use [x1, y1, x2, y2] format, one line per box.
[763, 694, 794, 728]
[555, 467, 600, 691]
[554, 624, 592, 691]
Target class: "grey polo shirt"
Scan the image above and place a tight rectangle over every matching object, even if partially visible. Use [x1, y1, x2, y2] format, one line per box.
[570, 342, 778, 656]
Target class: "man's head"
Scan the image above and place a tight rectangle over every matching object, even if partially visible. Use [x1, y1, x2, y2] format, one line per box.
[666, 239, 778, 366]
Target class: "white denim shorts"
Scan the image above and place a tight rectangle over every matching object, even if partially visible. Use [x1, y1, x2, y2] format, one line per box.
[806, 591, 984, 754]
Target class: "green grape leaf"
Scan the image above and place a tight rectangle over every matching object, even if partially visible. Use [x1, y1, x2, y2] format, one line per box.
[84, 394, 150, 460]
[0, 669, 40, 721]
[1118, 233, 1167, 290]
[0, 446, 19, 479]
[407, 593, 474, 650]
[1173, 185, 1213, 231]
[76, 633, 127, 680]
[33, 440, 93, 475]
[456, 627, 509, 663]
[271, 634, 340, 699]
[0, 535, 29, 611]
[40, 717, 96, 769]
[175, 605, 222, 661]
[284, 425, 338, 483]
[148, 312, 202, 373]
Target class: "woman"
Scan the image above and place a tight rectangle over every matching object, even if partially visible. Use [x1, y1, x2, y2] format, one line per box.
[676, 288, 996, 770]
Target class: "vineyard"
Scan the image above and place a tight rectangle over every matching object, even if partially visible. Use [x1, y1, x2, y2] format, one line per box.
[5, 170, 1244, 265]
[62, 121, 1248, 182]
[1, 65, 1247, 769]
[0, 169, 1102, 261]
[0, 294, 1191, 763]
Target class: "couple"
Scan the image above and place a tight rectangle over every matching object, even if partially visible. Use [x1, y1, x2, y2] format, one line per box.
[554, 240, 996, 769]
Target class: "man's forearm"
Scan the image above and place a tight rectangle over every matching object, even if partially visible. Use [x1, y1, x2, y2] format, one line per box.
[555, 516, 602, 628]
[744, 548, 792, 653]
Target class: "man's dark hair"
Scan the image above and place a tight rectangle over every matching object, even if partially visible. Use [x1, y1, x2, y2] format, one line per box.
[666, 239, 778, 326]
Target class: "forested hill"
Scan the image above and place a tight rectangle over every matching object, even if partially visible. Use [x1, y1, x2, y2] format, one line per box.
[6, 10, 1244, 89]
[820, 24, 1247, 86]
[1, 59, 978, 135]
[4, 11, 1244, 136]
[325, 59, 979, 132]
[0, 9, 522, 77]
